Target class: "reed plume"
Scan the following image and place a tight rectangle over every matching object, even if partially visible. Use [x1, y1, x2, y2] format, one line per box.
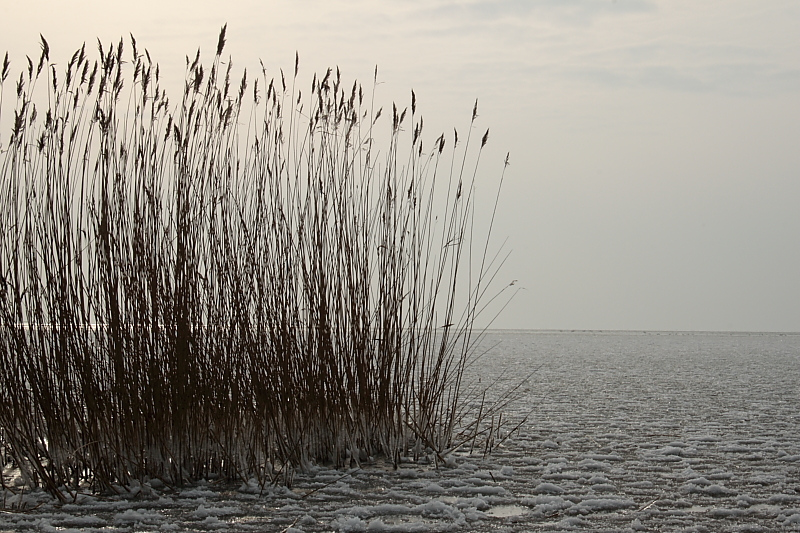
[0, 27, 510, 498]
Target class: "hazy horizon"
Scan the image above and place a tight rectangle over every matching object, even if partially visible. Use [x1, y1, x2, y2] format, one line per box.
[2, 0, 798, 332]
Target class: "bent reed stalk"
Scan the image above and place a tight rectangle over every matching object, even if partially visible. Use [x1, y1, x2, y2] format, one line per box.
[0, 28, 510, 498]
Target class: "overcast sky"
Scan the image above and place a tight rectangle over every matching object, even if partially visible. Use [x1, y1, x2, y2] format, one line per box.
[2, 1, 798, 331]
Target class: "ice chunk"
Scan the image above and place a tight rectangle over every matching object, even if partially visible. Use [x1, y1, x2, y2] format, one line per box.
[113, 508, 164, 526]
[331, 516, 367, 532]
[782, 513, 800, 525]
[534, 482, 565, 494]
[572, 498, 635, 513]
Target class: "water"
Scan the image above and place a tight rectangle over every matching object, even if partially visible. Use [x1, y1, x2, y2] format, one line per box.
[2, 330, 799, 532]
[472, 330, 800, 435]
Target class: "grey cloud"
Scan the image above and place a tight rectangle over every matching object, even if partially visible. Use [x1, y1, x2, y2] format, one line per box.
[561, 62, 800, 96]
[423, 0, 657, 25]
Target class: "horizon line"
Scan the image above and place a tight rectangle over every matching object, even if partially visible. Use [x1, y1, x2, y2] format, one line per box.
[481, 328, 800, 335]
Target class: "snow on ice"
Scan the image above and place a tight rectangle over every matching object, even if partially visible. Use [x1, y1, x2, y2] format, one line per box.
[1, 331, 799, 531]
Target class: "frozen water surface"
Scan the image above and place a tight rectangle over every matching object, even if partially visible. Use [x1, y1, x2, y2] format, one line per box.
[2, 330, 799, 532]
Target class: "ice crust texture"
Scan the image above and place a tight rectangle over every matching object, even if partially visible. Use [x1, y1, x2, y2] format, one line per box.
[2, 331, 799, 532]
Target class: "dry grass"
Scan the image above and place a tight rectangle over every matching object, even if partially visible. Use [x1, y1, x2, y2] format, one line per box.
[0, 28, 512, 499]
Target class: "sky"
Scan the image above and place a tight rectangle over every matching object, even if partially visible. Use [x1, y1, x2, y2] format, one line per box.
[1, 0, 798, 332]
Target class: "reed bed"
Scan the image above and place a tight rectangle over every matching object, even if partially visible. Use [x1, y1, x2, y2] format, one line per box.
[0, 28, 510, 499]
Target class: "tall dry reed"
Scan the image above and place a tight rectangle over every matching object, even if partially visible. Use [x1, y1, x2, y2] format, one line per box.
[0, 27, 511, 499]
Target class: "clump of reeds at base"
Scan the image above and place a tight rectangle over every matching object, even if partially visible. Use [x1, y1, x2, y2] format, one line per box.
[0, 27, 513, 499]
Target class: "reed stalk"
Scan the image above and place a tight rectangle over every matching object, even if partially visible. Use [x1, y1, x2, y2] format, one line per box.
[0, 28, 510, 498]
